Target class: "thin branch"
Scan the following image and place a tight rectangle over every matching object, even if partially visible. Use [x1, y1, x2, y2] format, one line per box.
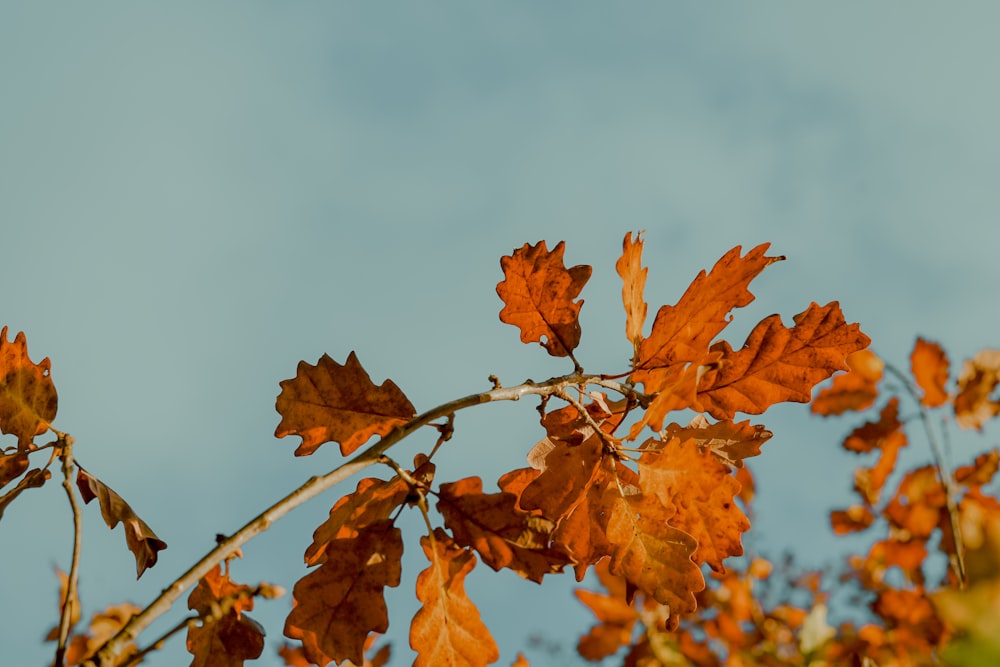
[87, 370, 603, 667]
[54, 434, 82, 667]
[884, 362, 967, 587]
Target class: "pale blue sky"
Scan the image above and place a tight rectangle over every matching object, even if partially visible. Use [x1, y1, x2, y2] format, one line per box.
[2, 4, 999, 666]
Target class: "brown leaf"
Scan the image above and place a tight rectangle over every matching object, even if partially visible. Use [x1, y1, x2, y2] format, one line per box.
[830, 505, 876, 535]
[695, 302, 871, 419]
[0, 450, 29, 488]
[284, 522, 402, 666]
[843, 398, 902, 454]
[604, 491, 704, 617]
[76, 468, 167, 578]
[575, 559, 638, 661]
[519, 430, 605, 521]
[497, 240, 592, 357]
[954, 349, 1000, 430]
[660, 415, 772, 469]
[0, 466, 49, 520]
[632, 244, 783, 394]
[910, 338, 950, 408]
[638, 437, 750, 571]
[811, 349, 884, 415]
[411, 529, 499, 667]
[0, 326, 58, 450]
[853, 429, 907, 506]
[61, 602, 143, 666]
[954, 449, 1000, 489]
[187, 564, 265, 667]
[275, 351, 415, 456]
[437, 476, 570, 582]
[616, 231, 648, 364]
[546, 461, 619, 581]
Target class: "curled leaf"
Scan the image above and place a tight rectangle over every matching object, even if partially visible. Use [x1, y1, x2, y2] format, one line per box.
[275, 351, 415, 456]
[76, 468, 167, 578]
[616, 231, 648, 364]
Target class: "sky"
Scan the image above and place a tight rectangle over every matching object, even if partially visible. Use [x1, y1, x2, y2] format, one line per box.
[2, 3, 999, 666]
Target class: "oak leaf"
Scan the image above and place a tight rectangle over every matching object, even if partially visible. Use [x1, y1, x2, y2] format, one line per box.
[910, 338, 950, 408]
[884, 466, 945, 540]
[575, 559, 637, 661]
[632, 244, 783, 394]
[661, 415, 772, 469]
[284, 521, 402, 667]
[616, 231, 648, 364]
[954, 349, 1000, 430]
[843, 398, 903, 454]
[275, 351, 415, 456]
[811, 349, 883, 415]
[436, 476, 570, 583]
[853, 428, 907, 506]
[0, 326, 58, 450]
[497, 240, 591, 357]
[638, 437, 750, 571]
[410, 529, 498, 667]
[604, 491, 703, 617]
[187, 563, 266, 667]
[76, 468, 166, 578]
[695, 302, 870, 419]
[546, 461, 620, 580]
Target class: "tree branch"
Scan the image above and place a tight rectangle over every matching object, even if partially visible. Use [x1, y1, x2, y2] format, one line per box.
[88, 370, 610, 666]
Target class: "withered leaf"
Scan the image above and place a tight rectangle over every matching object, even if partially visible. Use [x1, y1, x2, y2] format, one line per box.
[0, 326, 58, 451]
[660, 415, 772, 469]
[575, 559, 638, 661]
[518, 431, 605, 521]
[632, 244, 782, 394]
[910, 338, 950, 408]
[410, 529, 498, 667]
[0, 450, 29, 488]
[275, 351, 415, 456]
[695, 302, 871, 419]
[830, 505, 877, 535]
[616, 231, 648, 364]
[954, 349, 1000, 430]
[604, 491, 703, 617]
[843, 398, 903, 454]
[811, 349, 884, 416]
[437, 476, 570, 583]
[638, 437, 750, 571]
[187, 563, 265, 667]
[285, 521, 402, 667]
[0, 467, 49, 520]
[497, 240, 591, 357]
[76, 468, 167, 578]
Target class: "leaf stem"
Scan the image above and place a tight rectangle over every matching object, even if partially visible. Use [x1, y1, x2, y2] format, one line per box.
[87, 370, 603, 666]
[54, 434, 82, 667]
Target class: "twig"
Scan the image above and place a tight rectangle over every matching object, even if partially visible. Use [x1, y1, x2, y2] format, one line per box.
[884, 362, 967, 587]
[54, 434, 82, 667]
[87, 370, 601, 667]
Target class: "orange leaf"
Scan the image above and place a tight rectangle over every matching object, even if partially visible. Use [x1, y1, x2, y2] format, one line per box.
[0, 326, 58, 450]
[843, 398, 902, 454]
[853, 429, 907, 506]
[0, 450, 29, 488]
[910, 338, 950, 408]
[305, 457, 433, 566]
[497, 240, 592, 358]
[695, 302, 871, 419]
[76, 468, 167, 578]
[575, 559, 638, 661]
[884, 466, 946, 540]
[518, 430, 605, 521]
[954, 349, 1000, 430]
[437, 476, 570, 582]
[632, 244, 783, 394]
[661, 415, 772, 469]
[616, 231, 648, 364]
[411, 529, 498, 667]
[511, 653, 530, 667]
[187, 564, 265, 667]
[60, 602, 143, 666]
[547, 462, 619, 581]
[638, 437, 750, 571]
[275, 351, 415, 457]
[0, 466, 49, 520]
[811, 349, 884, 415]
[830, 505, 876, 535]
[604, 491, 704, 617]
[954, 449, 1000, 489]
[284, 521, 402, 666]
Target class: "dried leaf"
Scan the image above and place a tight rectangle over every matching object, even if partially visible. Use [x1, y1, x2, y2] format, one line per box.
[284, 522, 402, 667]
[575, 559, 637, 661]
[497, 240, 592, 357]
[696, 302, 871, 419]
[638, 437, 750, 571]
[187, 564, 266, 667]
[0, 466, 49, 520]
[830, 505, 876, 535]
[632, 244, 782, 394]
[884, 466, 946, 540]
[853, 429, 907, 506]
[616, 231, 648, 363]
[605, 491, 704, 617]
[275, 351, 415, 456]
[0, 326, 58, 450]
[811, 349, 884, 415]
[45, 568, 81, 641]
[61, 602, 143, 666]
[437, 476, 570, 582]
[518, 431, 605, 521]
[955, 449, 1000, 489]
[843, 398, 902, 454]
[660, 415, 772, 469]
[411, 529, 498, 667]
[911, 338, 950, 408]
[954, 349, 1000, 430]
[76, 468, 167, 578]
[0, 450, 29, 488]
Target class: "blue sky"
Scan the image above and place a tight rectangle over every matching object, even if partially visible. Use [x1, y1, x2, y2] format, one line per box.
[2, 4, 999, 666]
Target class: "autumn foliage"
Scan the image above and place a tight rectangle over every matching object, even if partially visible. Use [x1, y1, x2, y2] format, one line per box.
[3, 233, 998, 667]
